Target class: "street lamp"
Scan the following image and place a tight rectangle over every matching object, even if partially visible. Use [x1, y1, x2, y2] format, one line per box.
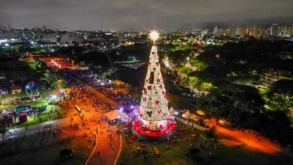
[51, 95, 57, 102]
[186, 57, 190, 65]
[52, 95, 57, 99]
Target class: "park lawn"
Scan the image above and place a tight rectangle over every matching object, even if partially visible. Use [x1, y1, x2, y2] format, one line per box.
[17, 104, 70, 127]
[0, 89, 58, 106]
[117, 122, 286, 165]
[18, 117, 40, 127]
[167, 93, 195, 110]
[26, 61, 37, 70]
[2, 98, 72, 129]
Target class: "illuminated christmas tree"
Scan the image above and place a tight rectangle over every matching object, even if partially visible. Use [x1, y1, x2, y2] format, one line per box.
[138, 31, 171, 131]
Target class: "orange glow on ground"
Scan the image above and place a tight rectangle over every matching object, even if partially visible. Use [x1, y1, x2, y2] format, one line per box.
[206, 118, 282, 154]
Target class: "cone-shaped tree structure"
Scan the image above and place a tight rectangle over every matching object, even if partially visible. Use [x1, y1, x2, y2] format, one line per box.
[138, 31, 171, 131]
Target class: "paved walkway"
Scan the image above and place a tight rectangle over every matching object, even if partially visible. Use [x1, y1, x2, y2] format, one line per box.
[79, 78, 122, 165]
[85, 122, 121, 165]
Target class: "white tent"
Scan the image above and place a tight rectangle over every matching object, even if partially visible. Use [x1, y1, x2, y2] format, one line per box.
[182, 110, 190, 119]
[169, 107, 176, 116]
[104, 110, 128, 121]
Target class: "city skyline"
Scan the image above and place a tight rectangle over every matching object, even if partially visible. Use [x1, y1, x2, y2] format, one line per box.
[0, 0, 292, 31]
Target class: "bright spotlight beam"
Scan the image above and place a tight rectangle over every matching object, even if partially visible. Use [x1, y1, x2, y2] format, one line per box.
[110, 0, 146, 30]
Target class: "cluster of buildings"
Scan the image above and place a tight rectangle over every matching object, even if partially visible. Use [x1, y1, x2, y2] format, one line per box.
[0, 27, 104, 43]
[212, 23, 293, 39]
[0, 22, 291, 43]
[262, 69, 293, 85]
[0, 23, 293, 51]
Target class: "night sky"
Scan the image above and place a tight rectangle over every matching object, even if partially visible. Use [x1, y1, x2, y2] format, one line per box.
[0, 0, 292, 31]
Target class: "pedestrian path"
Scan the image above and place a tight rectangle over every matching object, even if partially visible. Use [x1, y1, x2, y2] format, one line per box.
[71, 78, 122, 165]
[86, 122, 121, 165]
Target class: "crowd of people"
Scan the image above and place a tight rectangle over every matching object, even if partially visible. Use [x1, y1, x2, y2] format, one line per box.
[97, 87, 138, 111]
[44, 62, 140, 119]
[69, 85, 114, 112]
[69, 69, 140, 112]
[46, 59, 72, 70]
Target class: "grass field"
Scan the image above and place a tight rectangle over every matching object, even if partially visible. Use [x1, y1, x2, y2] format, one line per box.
[17, 103, 63, 127]
[0, 89, 74, 129]
[167, 93, 195, 110]
[117, 122, 288, 165]
[27, 61, 37, 70]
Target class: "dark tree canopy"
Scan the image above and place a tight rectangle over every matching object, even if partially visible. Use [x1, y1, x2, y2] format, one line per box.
[270, 79, 293, 94]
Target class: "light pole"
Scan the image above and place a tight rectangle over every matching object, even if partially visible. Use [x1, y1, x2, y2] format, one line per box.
[186, 57, 190, 65]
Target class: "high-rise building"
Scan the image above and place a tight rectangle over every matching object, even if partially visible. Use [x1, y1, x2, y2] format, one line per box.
[252, 23, 261, 38]
[56, 34, 61, 43]
[218, 28, 224, 36]
[270, 23, 279, 36]
[229, 24, 236, 38]
[261, 28, 270, 38]
[129, 28, 134, 38]
[235, 27, 240, 37]
[180, 26, 186, 36]
[282, 24, 291, 36]
[246, 26, 252, 36]
[239, 24, 246, 38]
[212, 25, 219, 36]
[118, 33, 124, 44]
